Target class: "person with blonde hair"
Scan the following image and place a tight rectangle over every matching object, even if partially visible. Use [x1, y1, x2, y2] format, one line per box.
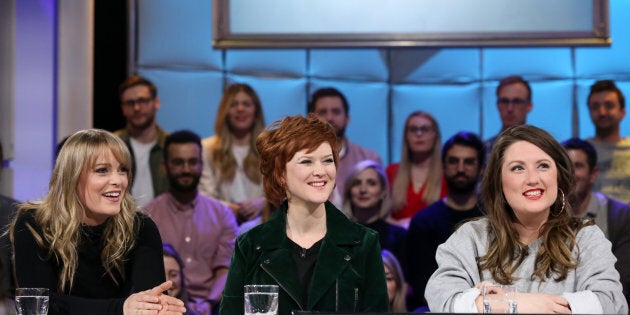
[220, 114, 388, 314]
[386, 111, 447, 228]
[199, 83, 266, 224]
[426, 125, 627, 314]
[10, 129, 186, 315]
[382, 249, 408, 313]
[342, 160, 406, 269]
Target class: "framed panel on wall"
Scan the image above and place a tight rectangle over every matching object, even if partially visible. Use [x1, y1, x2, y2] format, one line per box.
[213, 0, 609, 48]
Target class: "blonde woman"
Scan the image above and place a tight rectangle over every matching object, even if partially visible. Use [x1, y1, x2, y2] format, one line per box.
[199, 83, 266, 223]
[382, 249, 408, 313]
[10, 129, 185, 315]
[342, 160, 406, 268]
[386, 111, 447, 228]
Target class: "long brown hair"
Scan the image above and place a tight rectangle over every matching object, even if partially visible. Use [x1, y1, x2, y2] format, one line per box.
[479, 125, 590, 284]
[10, 129, 138, 291]
[208, 83, 265, 183]
[391, 111, 442, 212]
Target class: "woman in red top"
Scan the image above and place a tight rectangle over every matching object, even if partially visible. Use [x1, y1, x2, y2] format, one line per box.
[386, 111, 447, 228]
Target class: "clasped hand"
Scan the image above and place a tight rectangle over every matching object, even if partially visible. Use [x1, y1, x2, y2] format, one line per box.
[123, 281, 187, 315]
[474, 281, 571, 314]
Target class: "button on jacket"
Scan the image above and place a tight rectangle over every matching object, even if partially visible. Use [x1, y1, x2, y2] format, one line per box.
[220, 201, 389, 315]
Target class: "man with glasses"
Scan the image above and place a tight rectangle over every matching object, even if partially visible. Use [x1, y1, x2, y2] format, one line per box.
[115, 75, 168, 206]
[406, 131, 485, 311]
[586, 80, 630, 203]
[145, 130, 237, 315]
[485, 75, 533, 157]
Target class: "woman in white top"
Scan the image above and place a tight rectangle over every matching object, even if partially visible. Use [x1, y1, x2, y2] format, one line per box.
[425, 125, 627, 314]
[200, 83, 266, 223]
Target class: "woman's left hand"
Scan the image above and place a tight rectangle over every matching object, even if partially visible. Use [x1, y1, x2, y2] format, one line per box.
[123, 281, 187, 315]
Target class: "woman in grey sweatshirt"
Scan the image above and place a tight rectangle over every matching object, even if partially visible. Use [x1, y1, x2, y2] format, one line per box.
[426, 125, 627, 314]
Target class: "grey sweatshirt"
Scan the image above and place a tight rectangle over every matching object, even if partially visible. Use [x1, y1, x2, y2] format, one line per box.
[426, 218, 628, 314]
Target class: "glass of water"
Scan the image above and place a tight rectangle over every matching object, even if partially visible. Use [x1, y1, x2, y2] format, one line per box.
[244, 284, 278, 315]
[482, 285, 517, 314]
[15, 288, 49, 315]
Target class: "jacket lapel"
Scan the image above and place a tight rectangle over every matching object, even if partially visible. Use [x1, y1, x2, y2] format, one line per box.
[307, 202, 361, 309]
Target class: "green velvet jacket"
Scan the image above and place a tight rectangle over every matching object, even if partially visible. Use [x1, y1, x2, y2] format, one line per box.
[220, 201, 389, 315]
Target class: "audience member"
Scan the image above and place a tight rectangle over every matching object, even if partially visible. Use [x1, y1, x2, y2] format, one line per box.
[115, 75, 168, 206]
[382, 249, 408, 313]
[308, 87, 382, 208]
[425, 125, 627, 314]
[485, 75, 533, 156]
[0, 141, 18, 312]
[9, 129, 185, 315]
[341, 159, 406, 271]
[163, 243, 200, 315]
[562, 137, 630, 305]
[586, 80, 630, 203]
[144, 130, 238, 315]
[220, 114, 388, 314]
[406, 131, 485, 310]
[386, 111, 447, 228]
[199, 83, 266, 224]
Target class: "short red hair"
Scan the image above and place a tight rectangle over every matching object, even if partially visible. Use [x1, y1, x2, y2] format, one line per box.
[255, 114, 339, 207]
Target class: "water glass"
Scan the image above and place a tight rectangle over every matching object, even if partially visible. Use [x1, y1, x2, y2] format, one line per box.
[482, 285, 517, 314]
[15, 288, 49, 315]
[244, 285, 278, 315]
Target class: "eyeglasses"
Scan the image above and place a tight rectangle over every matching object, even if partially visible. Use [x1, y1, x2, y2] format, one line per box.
[122, 97, 153, 108]
[407, 125, 435, 135]
[497, 98, 530, 107]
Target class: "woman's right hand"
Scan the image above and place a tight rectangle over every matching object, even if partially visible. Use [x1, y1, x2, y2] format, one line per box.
[123, 281, 187, 315]
[514, 292, 571, 314]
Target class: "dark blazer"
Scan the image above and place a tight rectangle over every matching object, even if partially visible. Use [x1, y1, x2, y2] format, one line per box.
[220, 201, 389, 315]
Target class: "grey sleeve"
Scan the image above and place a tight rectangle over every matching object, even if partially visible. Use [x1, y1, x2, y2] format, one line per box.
[573, 225, 628, 314]
[425, 222, 484, 312]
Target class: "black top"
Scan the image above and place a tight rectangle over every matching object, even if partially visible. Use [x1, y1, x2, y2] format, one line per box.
[363, 219, 407, 275]
[406, 199, 483, 310]
[0, 194, 18, 299]
[289, 237, 323, 307]
[12, 210, 165, 315]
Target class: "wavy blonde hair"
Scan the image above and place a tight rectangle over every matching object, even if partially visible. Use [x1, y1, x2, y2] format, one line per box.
[479, 125, 591, 284]
[208, 83, 265, 183]
[391, 111, 443, 212]
[10, 129, 138, 292]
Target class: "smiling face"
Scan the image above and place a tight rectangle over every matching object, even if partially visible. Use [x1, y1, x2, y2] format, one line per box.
[163, 255, 182, 298]
[285, 142, 336, 208]
[501, 141, 558, 221]
[588, 90, 626, 132]
[350, 167, 386, 211]
[120, 85, 160, 131]
[164, 142, 202, 192]
[78, 149, 129, 226]
[227, 91, 257, 135]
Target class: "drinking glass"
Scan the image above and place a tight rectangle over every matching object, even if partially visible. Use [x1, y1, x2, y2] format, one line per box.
[482, 285, 517, 314]
[15, 288, 49, 315]
[244, 285, 279, 315]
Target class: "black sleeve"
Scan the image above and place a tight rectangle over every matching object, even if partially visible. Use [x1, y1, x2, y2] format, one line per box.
[130, 213, 166, 291]
[405, 215, 440, 310]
